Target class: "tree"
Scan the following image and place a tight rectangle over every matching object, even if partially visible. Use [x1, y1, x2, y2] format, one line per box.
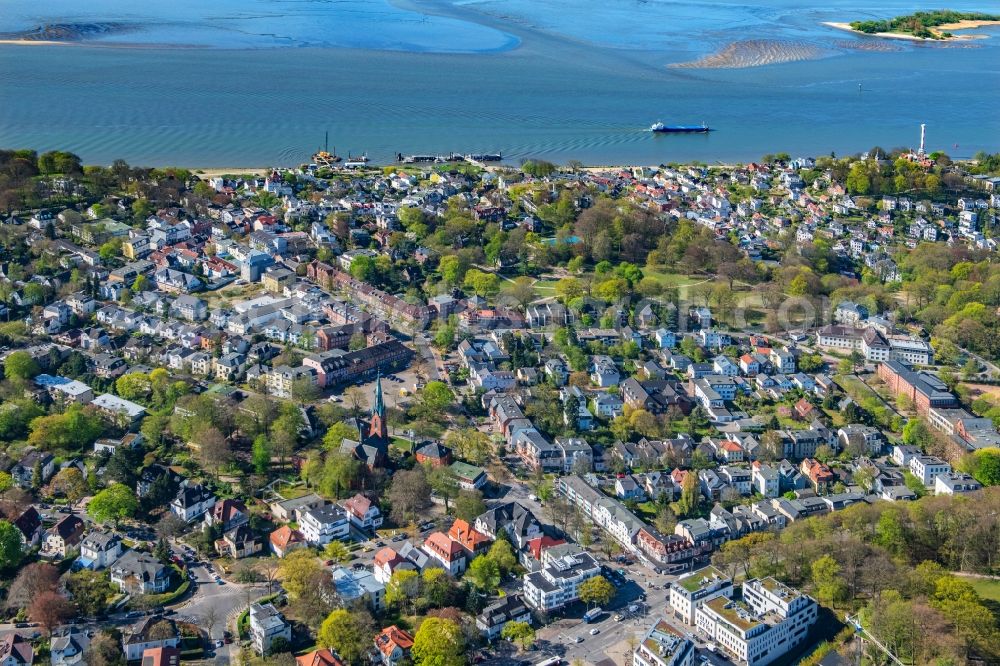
[323, 421, 357, 451]
[454, 489, 487, 522]
[961, 447, 1000, 486]
[653, 504, 677, 534]
[83, 632, 126, 666]
[323, 540, 351, 563]
[29, 590, 74, 633]
[194, 424, 231, 476]
[444, 428, 492, 465]
[463, 269, 500, 298]
[420, 381, 454, 412]
[388, 467, 432, 524]
[64, 569, 114, 616]
[252, 434, 271, 476]
[466, 555, 500, 592]
[903, 471, 927, 498]
[578, 575, 615, 607]
[426, 465, 459, 512]
[676, 471, 701, 517]
[115, 372, 151, 402]
[385, 569, 420, 612]
[318, 608, 375, 664]
[0, 525, 25, 575]
[5, 562, 59, 609]
[278, 549, 324, 601]
[811, 554, 848, 607]
[487, 539, 518, 577]
[88, 483, 139, 525]
[501, 620, 536, 651]
[501, 276, 537, 310]
[412, 617, 465, 666]
[3, 350, 38, 381]
[47, 467, 88, 501]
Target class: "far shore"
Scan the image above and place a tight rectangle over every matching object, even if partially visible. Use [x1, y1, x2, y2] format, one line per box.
[823, 20, 995, 41]
[0, 39, 76, 46]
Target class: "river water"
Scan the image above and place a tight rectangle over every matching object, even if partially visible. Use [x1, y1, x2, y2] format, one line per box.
[0, 0, 997, 166]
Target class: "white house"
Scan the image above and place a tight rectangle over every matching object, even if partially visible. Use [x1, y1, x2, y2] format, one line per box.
[695, 578, 817, 666]
[171, 484, 216, 522]
[342, 494, 383, 531]
[300, 504, 350, 546]
[909, 455, 951, 486]
[78, 530, 123, 570]
[249, 602, 291, 655]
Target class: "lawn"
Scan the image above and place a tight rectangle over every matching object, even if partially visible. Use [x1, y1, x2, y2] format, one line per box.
[390, 437, 415, 452]
[959, 575, 1000, 603]
[531, 278, 559, 297]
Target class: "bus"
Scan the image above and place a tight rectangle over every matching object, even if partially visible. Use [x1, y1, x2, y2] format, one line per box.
[535, 658, 562, 666]
[583, 607, 603, 623]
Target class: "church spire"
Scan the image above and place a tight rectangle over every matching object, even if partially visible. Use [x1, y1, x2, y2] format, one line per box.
[368, 370, 387, 441]
[373, 370, 384, 418]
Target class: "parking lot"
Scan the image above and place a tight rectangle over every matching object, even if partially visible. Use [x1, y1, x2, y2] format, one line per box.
[528, 563, 733, 666]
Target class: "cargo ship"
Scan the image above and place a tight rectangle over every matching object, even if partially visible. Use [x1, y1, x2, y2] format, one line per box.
[650, 121, 711, 133]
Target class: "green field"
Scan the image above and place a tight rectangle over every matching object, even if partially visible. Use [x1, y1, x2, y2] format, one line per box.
[959, 575, 1000, 602]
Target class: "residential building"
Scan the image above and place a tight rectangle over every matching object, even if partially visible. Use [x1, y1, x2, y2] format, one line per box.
[450, 461, 488, 490]
[522, 543, 601, 612]
[78, 530, 123, 570]
[0, 633, 33, 666]
[476, 595, 532, 639]
[669, 566, 734, 625]
[122, 618, 179, 662]
[342, 494, 383, 531]
[296, 649, 344, 666]
[934, 472, 983, 495]
[50, 627, 90, 666]
[877, 360, 956, 416]
[908, 455, 952, 486]
[42, 514, 85, 558]
[634, 620, 695, 666]
[374, 626, 414, 666]
[422, 531, 467, 575]
[331, 566, 386, 612]
[249, 602, 292, 655]
[695, 578, 817, 666]
[300, 503, 351, 545]
[140, 647, 181, 666]
[269, 526, 306, 558]
[110, 551, 171, 595]
[205, 498, 249, 531]
[171, 484, 216, 522]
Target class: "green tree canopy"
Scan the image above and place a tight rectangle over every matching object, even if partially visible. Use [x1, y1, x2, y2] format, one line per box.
[88, 483, 139, 524]
[412, 617, 465, 666]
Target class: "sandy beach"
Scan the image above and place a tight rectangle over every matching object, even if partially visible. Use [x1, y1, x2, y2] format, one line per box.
[823, 21, 990, 41]
[670, 39, 825, 69]
[192, 168, 271, 178]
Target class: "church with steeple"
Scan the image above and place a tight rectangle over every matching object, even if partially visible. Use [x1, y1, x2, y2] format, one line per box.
[368, 371, 388, 442]
[340, 372, 389, 469]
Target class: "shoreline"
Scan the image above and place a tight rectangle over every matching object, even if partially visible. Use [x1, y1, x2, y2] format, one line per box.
[822, 21, 991, 42]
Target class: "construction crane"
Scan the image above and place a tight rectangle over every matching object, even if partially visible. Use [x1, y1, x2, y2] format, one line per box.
[844, 614, 906, 666]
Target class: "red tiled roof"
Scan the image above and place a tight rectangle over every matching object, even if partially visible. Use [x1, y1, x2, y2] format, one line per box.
[425, 531, 464, 561]
[296, 648, 344, 666]
[447, 519, 491, 552]
[270, 526, 304, 549]
[375, 625, 414, 659]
